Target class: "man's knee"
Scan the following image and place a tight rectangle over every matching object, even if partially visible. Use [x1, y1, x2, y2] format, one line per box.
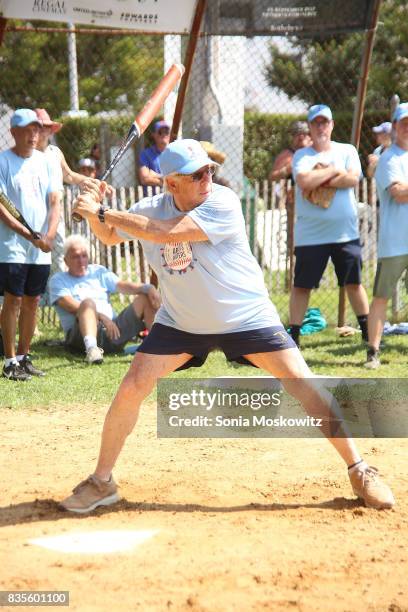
[131, 294, 148, 316]
[292, 286, 311, 295]
[78, 298, 97, 311]
[345, 283, 362, 292]
[22, 294, 41, 308]
[3, 293, 22, 311]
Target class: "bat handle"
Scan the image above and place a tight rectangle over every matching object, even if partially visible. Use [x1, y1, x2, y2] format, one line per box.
[32, 231, 42, 240]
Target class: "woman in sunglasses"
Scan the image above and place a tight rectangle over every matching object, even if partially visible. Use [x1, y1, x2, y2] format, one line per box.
[62, 139, 395, 514]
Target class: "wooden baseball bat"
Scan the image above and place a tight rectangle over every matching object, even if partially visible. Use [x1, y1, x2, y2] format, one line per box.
[0, 190, 41, 239]
[72, 63, 185, 222]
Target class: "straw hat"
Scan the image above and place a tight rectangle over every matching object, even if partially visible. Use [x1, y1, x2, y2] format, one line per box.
[199, 141, 227, 165]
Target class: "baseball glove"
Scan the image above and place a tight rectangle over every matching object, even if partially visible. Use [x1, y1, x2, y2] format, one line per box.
[304, 163, 337, 208]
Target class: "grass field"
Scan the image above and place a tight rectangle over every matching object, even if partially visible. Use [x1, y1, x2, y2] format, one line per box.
[2, 324, 408, 410]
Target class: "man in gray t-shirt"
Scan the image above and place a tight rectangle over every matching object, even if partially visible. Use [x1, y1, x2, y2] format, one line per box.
[59, 139, 394, 514]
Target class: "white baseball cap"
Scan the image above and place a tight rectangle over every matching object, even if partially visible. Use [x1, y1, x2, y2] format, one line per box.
[372, 122, 392, 134]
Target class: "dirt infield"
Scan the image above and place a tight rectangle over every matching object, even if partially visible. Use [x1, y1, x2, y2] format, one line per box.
[0, 402, 407, 611]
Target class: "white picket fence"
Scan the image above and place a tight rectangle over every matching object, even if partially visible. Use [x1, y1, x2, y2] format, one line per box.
[41, 179, 406, 326]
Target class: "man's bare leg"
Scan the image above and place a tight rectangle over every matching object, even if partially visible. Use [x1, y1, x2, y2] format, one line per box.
[1, 292, 21, 359]
[131, 294, 155, 329]
[77, 298, 98, 337]
[244, 347, 361, 466]
[367, 297, 388, 351]
[17, 295, 41, 355]
[94, 352, 192, 479]
[289, 287, 311, 326]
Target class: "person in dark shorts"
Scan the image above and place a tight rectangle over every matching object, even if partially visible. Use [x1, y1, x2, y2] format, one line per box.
[59, 139, 394, 513]
[288, 104, 370, 347]
[0, 109, 61, 381]
[49, 234, 161, 364]
[365, 103, 408, 369]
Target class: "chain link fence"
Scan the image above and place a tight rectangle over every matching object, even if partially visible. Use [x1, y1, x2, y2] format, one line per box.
[1, 5, 407, 330]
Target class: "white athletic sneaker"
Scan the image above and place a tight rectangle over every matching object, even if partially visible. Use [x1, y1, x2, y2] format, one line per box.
[85, 346, 104, 365]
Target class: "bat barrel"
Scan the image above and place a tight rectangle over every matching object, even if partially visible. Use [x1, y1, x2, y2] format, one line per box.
[72, 63, 184, 222]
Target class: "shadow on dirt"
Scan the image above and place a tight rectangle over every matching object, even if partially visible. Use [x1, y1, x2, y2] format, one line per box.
[0, 496, 364, 527]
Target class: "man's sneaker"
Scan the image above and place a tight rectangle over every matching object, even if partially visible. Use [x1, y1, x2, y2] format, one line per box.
[364, 347, 380, 370]
[19, 354, 45, 377]
[60, 474, 119, 513]
[85, 346, 104, 365]
[2, 362, 31, 381]
[349, 463, 395, 509]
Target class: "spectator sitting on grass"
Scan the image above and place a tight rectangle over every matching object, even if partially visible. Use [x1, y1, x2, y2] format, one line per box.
[49, 234, 161, 364]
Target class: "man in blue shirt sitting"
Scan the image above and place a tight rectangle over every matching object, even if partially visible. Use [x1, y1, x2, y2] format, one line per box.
[49, 234, 160, 364]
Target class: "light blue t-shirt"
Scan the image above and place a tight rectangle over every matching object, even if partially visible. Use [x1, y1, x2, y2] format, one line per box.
[375, 144, 408, 258]
[118, 184, 281, 334]
[45, 145, 64, 192]
[49, 264, 119, 333]
[293, 141, 361, 246]
[0, 148, 61, 264]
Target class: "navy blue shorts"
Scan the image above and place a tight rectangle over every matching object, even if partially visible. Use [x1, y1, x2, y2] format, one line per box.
[0, 263, 50, 297]
[138, 323, 297, 370]
[294, 239, 362, 289]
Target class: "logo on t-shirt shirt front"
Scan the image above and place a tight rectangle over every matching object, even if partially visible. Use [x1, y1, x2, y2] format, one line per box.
[161, 241, 195, 274]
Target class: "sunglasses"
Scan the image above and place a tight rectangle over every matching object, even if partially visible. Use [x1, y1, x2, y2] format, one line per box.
[177, 166, 216, 182]
[157, 129, 170, 135]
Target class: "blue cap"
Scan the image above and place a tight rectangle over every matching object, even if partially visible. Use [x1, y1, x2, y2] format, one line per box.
[153, 120, 170, 132]
[159, 139, 219, 176]
[392, 103, 408, 123]
[307, 104, 333, 122]
[10, 108, 42, 128]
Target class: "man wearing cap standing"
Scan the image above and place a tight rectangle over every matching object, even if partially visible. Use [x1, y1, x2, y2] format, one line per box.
[35, 108, 102, 275]
[365, 103, 408, 369]
[366, 121, 392, 179]
[138, 119, 170, 196]
[58, 139, 394, 513]
[0, 109, 61, 380]
[288, 104, 370, 347]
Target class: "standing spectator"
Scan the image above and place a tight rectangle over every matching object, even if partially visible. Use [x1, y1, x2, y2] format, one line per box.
[138, 120, 170, 195]
[35, 109, 99, 188]
[0, 109, 61, 380]
[288, 104, 370, 347]
[78, 158, 97, 179]
[366, 121, 392, 179]
[49, 234, 161, 364]
[365, 103, 408, 369]
[35, 108, 101, 274]
[269, 121, 312, 184]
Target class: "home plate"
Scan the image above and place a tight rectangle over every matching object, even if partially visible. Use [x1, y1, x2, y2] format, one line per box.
[28, 530, 158, 554]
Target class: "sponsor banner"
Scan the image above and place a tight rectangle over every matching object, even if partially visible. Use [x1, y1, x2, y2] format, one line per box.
[210, 0, 376, 36]
[0, 0, 197, 33]
[157, 377, 408, 438]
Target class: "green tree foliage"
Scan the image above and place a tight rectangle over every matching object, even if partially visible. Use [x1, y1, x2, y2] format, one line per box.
[0, 21, 164, 117]
[264, 0, 408, 112]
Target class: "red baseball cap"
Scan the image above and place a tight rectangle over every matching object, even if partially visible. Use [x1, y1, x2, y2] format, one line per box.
[35, 108, 62, 133]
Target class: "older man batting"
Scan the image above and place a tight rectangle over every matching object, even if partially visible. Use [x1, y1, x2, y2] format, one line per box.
[60, 139, 394, 513]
